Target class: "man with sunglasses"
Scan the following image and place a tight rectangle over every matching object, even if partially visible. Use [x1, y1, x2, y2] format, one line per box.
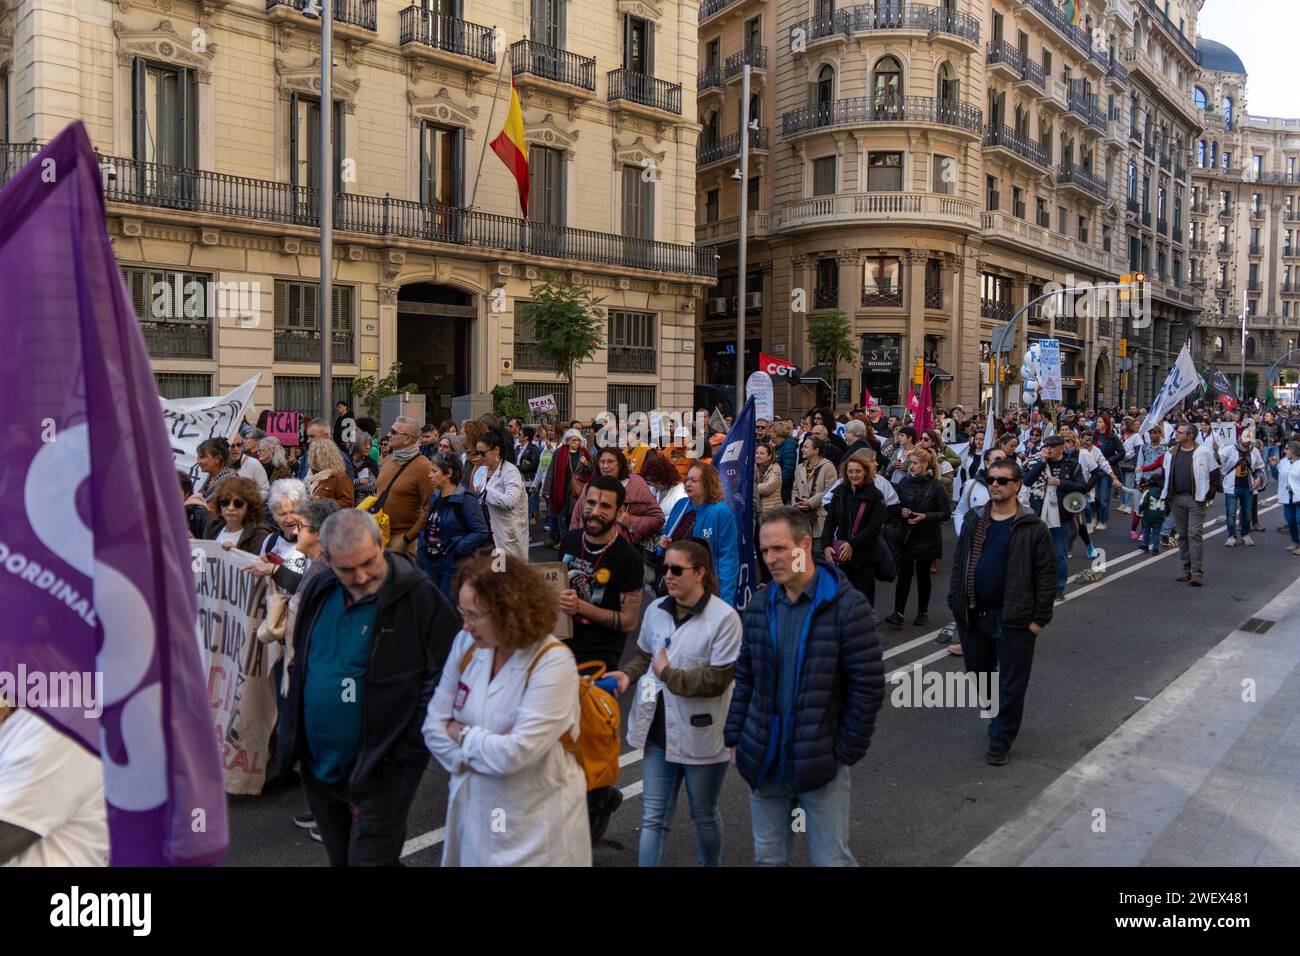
[375, 416, 435, 559]
[948, 458, 1057, 766]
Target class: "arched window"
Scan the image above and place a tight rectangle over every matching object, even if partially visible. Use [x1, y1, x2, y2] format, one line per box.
[1210, 142, 1218, 167]
[937, 62, 958, 106]
[1246, 336, 1257, 360]
[1224, 96, 1234, 129]
[1195, 87, 1208, 109]
[703, 111, 719, 146]
[748, 93, 761, 126]
[1198, 140, 1207, 167]
[1215, 336, 1225, 355]
[816, 65, 834, 107]
[873, 56, 903, 115]
[1014, 103, 1027, 137]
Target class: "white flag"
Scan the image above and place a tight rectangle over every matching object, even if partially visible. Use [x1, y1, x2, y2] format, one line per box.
[1139, 345, 1198, 436]
[160, 373, 260, 483]
[981, 399, 996, 454]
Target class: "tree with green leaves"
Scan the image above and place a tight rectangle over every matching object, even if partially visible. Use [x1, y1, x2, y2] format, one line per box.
[351, 361, 420, 417]
[491, 384, 529, 422]
[525, 272, 606, 389]
[806, 307, 857, 400]
[1244, 370, 1259, 399]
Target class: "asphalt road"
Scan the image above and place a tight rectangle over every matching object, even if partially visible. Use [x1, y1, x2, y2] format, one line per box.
[223, 490, 1300, 866]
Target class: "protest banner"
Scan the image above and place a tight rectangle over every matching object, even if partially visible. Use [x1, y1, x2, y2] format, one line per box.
[162, 374, 260, 484]
[745, 370, 775, 421]
[265, 410, 303, 447]
[532, 562, 574, 638]
[192, 540, 279, 795]
[527, 394, 558, 416]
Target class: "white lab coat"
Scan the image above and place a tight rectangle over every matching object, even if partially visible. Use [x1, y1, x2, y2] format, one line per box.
[236, 453, 270, 498]
[424, 633, 591, 867]
[482, 460, 529, 561]
[625, 594, 742, 764]
[1277, 457, 1300, 505]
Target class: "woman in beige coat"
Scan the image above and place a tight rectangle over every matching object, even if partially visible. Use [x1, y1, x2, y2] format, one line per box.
[791, 434, 838, 539]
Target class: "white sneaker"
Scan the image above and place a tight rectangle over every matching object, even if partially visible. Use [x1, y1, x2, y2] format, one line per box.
[1243, 535, 1255, 547]
[1225, 537, 1237, 547]
[1286, 544, 1300, 554]
[1095, 522, 1108, 531]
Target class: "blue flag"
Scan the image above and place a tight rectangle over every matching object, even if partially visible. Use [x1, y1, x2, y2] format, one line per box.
[716, 397, 758, 609]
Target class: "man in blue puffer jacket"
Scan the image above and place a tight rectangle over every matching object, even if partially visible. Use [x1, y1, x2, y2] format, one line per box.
[725, 506, 884, 866]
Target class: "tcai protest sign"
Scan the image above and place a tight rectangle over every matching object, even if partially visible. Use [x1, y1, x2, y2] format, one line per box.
[1038, 340, 1062, 402]
[265, 410, 302, 447]
[162, 374, 260, 483]
[745, 370, 775, 421]
[527, 393, 558, 416]
[192, 540, 279, 795]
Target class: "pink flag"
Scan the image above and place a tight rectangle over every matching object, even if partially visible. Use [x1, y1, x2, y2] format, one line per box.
[906, 389, 919, 415]
[862, 385, 875, 409]
[915, 373, 934, 434]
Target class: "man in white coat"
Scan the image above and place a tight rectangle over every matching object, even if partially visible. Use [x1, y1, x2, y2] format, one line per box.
[475, 431, 529, 561]
[1158, 422, 1221, 586]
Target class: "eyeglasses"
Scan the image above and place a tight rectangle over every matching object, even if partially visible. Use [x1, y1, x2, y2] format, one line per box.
[663, 564, 698, 576]
[988, 476, 1018, 486]
[217, 498, 247, 509]
[457, 606, 485, 623]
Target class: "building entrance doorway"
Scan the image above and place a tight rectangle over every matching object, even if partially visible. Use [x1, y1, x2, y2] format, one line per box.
[397, 283, 474, 423]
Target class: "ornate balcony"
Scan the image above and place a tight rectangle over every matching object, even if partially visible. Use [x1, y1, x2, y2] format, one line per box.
[724, 46, 767, 82]
[1018, 0, 1093, 58]
[274, 328, 354, 363]
[778, 191, 979, 233]
[696, 127, 769, 167]
[782, 95, 982, 139]
[698, 64, 723, 95]
[983, 124, 1049, 172]
[509, 40, 596, 97]
[791, 3, 979, 51]
[266, 0, 376, 41]
[696, 211, 773, 246]
[399, 7, 496, 71]
[0, 146, 715, 279]
[608, 69, 682, 117]
[1057, 163, 1108, 202]
[986, 41, 1023, 82]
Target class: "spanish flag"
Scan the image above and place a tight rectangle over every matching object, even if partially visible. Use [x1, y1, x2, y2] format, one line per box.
[490, 76, 529, 217]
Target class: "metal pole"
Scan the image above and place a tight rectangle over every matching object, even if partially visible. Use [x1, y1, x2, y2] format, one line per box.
[319, 3, 333, 424]
[735, 64, 751, 413]
[1239, 290, 1248, 399]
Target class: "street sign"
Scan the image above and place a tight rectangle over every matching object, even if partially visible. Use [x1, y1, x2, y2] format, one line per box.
[1117, 356, 1134, 371]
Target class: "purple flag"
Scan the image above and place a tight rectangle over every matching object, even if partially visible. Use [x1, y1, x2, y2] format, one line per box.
[0, 123, 228, 864]
[716, 397, 758, 610]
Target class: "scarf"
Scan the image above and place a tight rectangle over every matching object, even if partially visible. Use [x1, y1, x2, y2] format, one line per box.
[965, 509, 993, 610]
[306, 469, 334, 495]
[391, 444, 420, 463]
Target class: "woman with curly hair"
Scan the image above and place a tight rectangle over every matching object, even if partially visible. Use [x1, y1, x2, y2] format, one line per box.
[203, 475, 271, 554]
[306, 437, 356, 509]
[423, 553, 590, 866]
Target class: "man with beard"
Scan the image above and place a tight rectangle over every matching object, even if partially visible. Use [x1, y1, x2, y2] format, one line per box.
[559, 474, 644, 839]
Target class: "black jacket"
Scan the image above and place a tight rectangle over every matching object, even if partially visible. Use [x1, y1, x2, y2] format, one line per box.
[516, 441, 540, 481]
[820, 480, 887, 569]
[277, 553, 461, 791]
[1023, 455, 1087, 524]
[947, 504, 1058, 630]
[889, 475, 949, 561]
[725, 563, 884, 793]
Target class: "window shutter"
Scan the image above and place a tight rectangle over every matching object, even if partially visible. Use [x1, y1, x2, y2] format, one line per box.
[622, 15, 631, 71]
[289, 91, 299, 190]
[275, 280, 287, 329]
[453, 127, 465, 205]
[177, 67, 193, 168]
[646, 21, 655, 74]
[132, 59, 146, 163]
[419, 119, 429, 205]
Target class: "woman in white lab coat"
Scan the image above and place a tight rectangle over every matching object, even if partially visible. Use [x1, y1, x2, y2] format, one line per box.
[473, 430, 530, 561]
[423, 553, 591, 866]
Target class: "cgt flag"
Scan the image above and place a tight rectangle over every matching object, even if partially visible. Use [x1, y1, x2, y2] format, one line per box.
[490, 76, 529, 217]
[1211, 366, 1239, 411]
[716, 397, 759, 610]
[0, 123, 228, 865]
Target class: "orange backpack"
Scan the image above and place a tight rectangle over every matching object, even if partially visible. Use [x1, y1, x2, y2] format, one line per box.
[457, 642, 621, 791]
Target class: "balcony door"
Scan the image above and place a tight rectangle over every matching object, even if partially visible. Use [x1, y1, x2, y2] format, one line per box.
[531, 0, 563, 47]
[527, 145, 565, 257]
[289, 92, 343, 224]
[131, 59, 198, 207]
[419, 120, 464, 240]
[621, 164, 654, 267]
[623, 15, 653, 76]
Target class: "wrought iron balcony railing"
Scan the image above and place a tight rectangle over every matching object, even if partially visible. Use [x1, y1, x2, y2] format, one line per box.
[608, 69, 682, 115]
[783, 95, 982, 137]
[696, 127, 769, 166]
[607, 346, 657, 374]
[1057, 162, 1108, 200]
[267, 0, 376, 31]
[984, 124, 1049, 168]
[274, 328, 354, 363]
[509, 40, 596, 91]
[399, 7, 495, 64]
[0, 145, 714, 278]
[725, 46, 767, 79]
[698, 64, 723, 92]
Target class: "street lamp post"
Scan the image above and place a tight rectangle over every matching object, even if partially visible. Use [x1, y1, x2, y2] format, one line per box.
[734, 65, 751, 413]
[305, 0, 334, 424]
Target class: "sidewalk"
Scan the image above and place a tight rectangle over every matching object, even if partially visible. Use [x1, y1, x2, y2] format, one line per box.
[960, 574, 1300, 867]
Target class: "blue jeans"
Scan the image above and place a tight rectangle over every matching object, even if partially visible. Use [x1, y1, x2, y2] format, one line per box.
[1285, 502, 1300, 545]
[416, 536, 455, 597]
[1141, 521, 1162, 551]
[749, 764, 857, 866]
[1265, 446, 1280, 481]
[527, 487, 539, 520]
[547, 513, 565, 543]
[1095, 473, 1113, 524]
[1049, 526, 1069, 597]
[1225, 488, 1255, 539]
[638, 743, 728, 867]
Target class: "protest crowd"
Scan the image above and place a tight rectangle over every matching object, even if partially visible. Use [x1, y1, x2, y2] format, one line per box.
[7, 375, 1300, 869]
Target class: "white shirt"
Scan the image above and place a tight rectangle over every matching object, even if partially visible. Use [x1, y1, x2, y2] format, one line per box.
[0, 711, 108, 867]
[216, 527, 241, 547]
[260, 533, 308, 576]
[234, 453, 270, 498]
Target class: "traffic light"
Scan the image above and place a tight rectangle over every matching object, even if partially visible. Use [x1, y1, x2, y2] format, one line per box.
[1120, 371, 1129, 391]
[913, 355, 925, 386]
[1118, 337, 1127, 358]
[1118, 274, 1132, 302]
[1134, 272, 1146, 303]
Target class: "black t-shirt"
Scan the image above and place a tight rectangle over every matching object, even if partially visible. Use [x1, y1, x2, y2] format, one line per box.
[1171, 447, 1196, 496]
[560, 530, 643, 670]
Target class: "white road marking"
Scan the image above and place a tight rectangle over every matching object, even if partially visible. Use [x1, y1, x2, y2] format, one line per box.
[401, 497, 1284, 856]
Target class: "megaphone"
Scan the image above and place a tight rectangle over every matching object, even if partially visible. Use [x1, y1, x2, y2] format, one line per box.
[1062, 491, 1088, 514]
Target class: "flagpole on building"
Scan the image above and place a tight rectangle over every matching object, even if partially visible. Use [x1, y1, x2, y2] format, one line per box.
[470, 38, 509, 211]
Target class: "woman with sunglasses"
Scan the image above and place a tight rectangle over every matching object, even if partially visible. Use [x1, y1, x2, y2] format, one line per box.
[203, 475, 271, 554]
[606, 539, 741, 867]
